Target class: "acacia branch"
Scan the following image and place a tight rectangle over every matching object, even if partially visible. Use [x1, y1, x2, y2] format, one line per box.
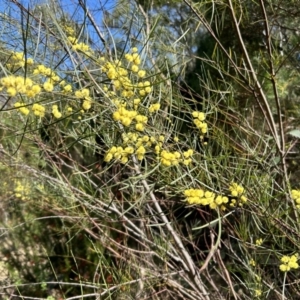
[258, 0, 298, 218]
[183, 0, 281, 152]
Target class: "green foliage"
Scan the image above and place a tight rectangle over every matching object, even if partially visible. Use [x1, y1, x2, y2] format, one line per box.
[0, 0, 300, 299]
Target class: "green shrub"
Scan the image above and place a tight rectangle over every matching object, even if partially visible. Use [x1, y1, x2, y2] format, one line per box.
[0, 1, 300, 299]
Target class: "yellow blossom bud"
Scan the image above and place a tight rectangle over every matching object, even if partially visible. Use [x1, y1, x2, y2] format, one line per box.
[7, 87, 17, 96]
[82, 99, 92, 110]
[145, 86, 152, 94]
[122, 117, 132, 127]
[149, 103, 160, 113]
[124, 147, 134, 154]
[139, 89, 146, 96]
[136, 146, 146, 155]
[104, 152, 113, 162]
[159, 135, 165, 142]
[255, 238, 263, 246]
[231, 191, 238, 197]
[142, 136, 149, 142]
[32, 103, 45, 117]
[63, 84, 72, 93]
[138, 70, 146, 77]
[113, 111, 121, 121]
[43, 81, 54, 92]
[136, 123, 145, 131]
[53, 111, 62, 118]
[183, 159, 191, 166]
[131, 65, 139, 73]
[120, 156, 128, 164]
[132, 53, 141, 65]
[26, 58, 34, 65]
[125, 53, 133, 62]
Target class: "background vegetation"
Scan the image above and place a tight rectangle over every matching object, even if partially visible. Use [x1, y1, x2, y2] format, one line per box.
[1, 0, 300, 299]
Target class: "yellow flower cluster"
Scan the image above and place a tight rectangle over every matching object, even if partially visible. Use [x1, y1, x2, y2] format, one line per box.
[43, 80, 54, 92]
[105, 134, 163, 165]
[113, 107, 148, 131]
[66, 106, 73, 114]
[121, 132, 139, 144]
[160, 150, 181, 166]
[11, 51, 25, 63]
[125, 47, 141, 65]
[2, 51, 92, 120]
[156, 147, 193, 167]
[192, 111, 208, 135]
[137, 134, 157, 148]
[60, 81, 73, 93]
[102, 60, 127, 89]
[138, 70, 146, 78]
[135, 114, 148, 131]
[32, 64, 60, 94]
[141, 136, 153, 148]
[82, 98, 92, 110]
[105, 132, 162, 164]
[100, 49, 151, 97]
[27, 83, 41, 97]
[75, 88, 92, 110]
[96, 50, 158, 161]
[184, 188, 229, 210]
[6, 51, 34, 68]
[136, 145, 146, 160]
[64, 25, 75, 36]
[249, 258, 256, 267]
[32, 103, 46, 117]
[14, 102, 29, 115]
[279, 254, 299, 272]
[124, 47, 148, 81]
[113, 107, 137, 126]
[68, 36, 91, 54]
[125, 133, 157, 150]
[149, 103, 160, 113]
[182, 149, 193, 166]
[33, 64, 53, 76]
[104, 60, 128, 80]
[75, 88, 89, 99]
[105, 147, 145, 164]
[0, 76, 41, 97]
[133, 98, 141, 109]
[104, 145, 138, 164]
[229, 182, 247, 207]
[255, 290, 262, 297]
[137, 81, 152, 96]
[99, 49, 200, 168]
[33, 65, 60, 86]
[52, 105, 62, 118]
[291, 189, 300, 209]
[14, 180, 30, 201]
[255, 238, 263, 246]
[105, 130, 194, 167]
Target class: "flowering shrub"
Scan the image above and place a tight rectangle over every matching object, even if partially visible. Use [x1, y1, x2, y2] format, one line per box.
[1, 1, 300, 299]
